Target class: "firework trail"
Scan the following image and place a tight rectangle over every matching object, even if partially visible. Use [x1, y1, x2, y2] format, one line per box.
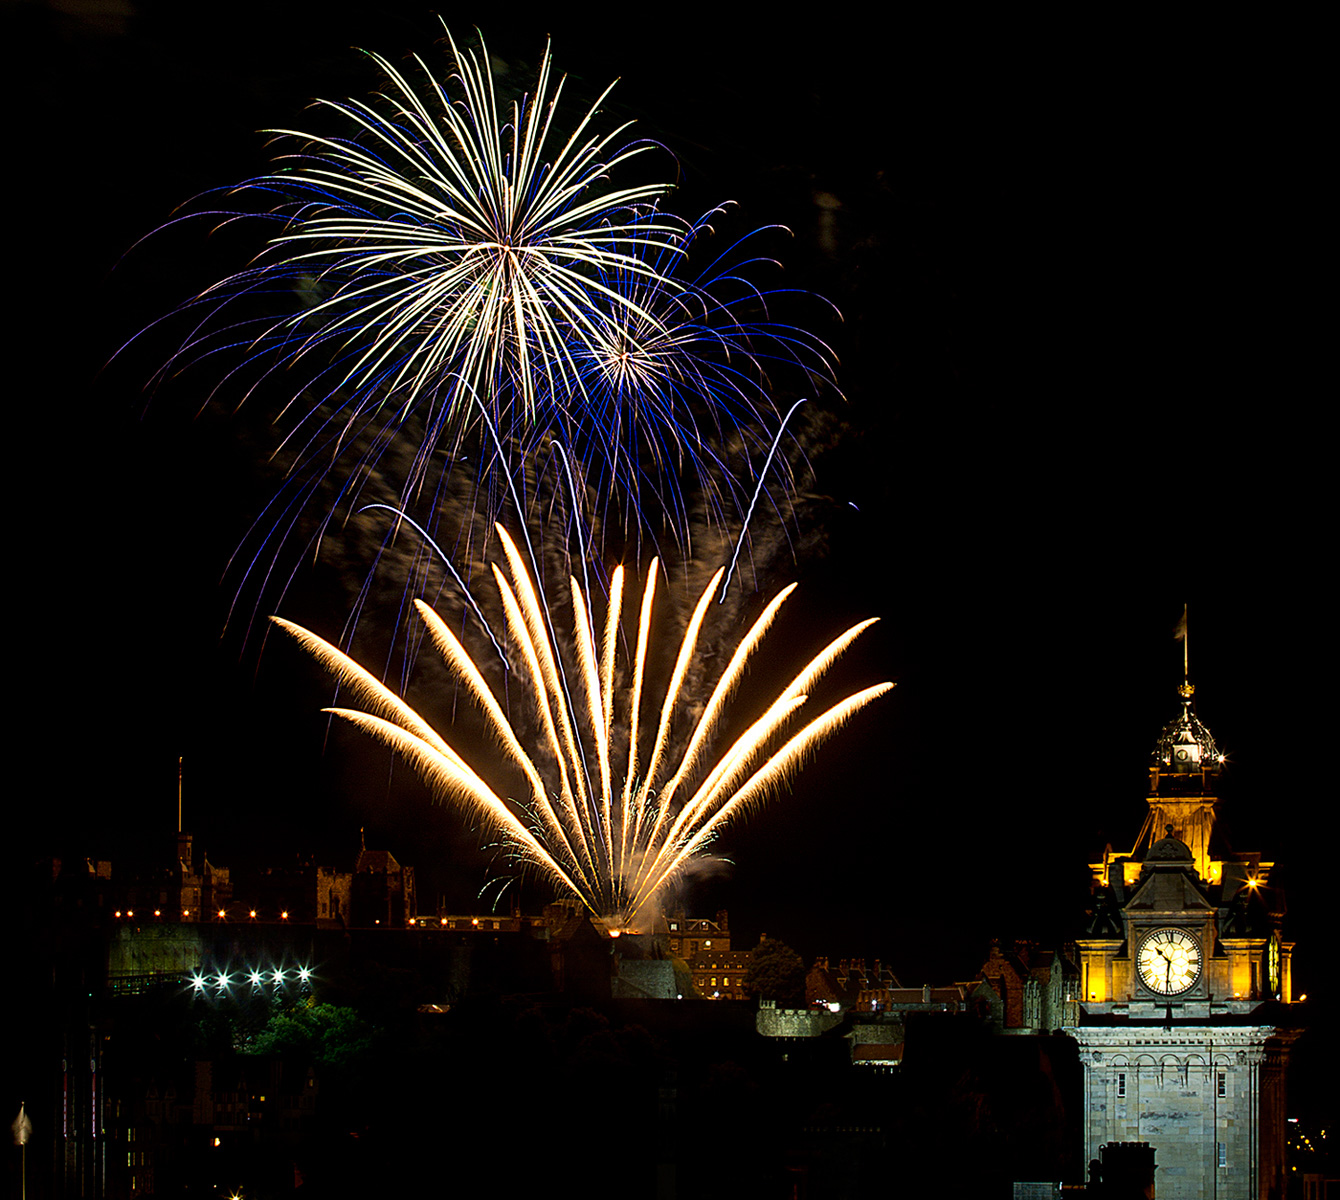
[272, 526, 890, 929]
[144, 26, 839, 636]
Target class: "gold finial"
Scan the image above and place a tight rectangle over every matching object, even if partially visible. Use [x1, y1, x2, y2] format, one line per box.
[1178, 681, 1195, 699]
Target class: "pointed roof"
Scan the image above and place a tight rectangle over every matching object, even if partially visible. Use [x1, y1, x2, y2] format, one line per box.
[1124, 829, 1216, 915]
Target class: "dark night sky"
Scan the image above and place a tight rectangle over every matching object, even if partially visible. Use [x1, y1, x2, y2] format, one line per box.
[8, 3, 1329, 990]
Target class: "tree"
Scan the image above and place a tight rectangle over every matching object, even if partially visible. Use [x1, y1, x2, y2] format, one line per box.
[248, 1001, 375, 1068]
[745, 937, 807, 1005]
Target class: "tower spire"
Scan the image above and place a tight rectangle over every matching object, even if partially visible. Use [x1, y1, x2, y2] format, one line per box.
[1141, 605, 1225, 881]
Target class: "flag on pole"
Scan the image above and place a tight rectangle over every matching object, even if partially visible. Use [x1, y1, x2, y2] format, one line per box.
[1173, 605, 1188, 641]
[11, 1102, 31, 1146]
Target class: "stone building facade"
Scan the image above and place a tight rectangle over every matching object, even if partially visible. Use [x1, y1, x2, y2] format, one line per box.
[666, 910, 751, 999]
[978, 941, 1080, 1033]
[1072, 1023, 1290, 1197]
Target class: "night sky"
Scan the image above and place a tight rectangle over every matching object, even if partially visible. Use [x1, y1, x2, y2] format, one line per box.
[9, 3, 1328, 993]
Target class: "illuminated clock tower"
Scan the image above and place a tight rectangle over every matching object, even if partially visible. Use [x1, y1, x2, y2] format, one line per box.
[1069, 679, 1301, 1200]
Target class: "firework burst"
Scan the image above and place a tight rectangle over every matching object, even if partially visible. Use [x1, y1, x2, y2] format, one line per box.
[557, 212, 839, 540]
[147, 26, 839, 630]
[272, 526, 890, 930]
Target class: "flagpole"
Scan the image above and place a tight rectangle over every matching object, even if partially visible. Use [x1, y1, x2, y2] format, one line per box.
[1174, 602, 1190, 685]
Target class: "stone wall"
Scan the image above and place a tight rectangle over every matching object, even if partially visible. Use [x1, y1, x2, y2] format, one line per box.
[1068, 1023, 1277, 1200]
[755, 1000, 843, 1038]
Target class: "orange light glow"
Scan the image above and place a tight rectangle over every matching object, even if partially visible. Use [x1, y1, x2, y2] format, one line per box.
[272, 527, 890, 930]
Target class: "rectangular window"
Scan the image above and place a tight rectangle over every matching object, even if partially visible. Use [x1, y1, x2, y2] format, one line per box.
[1218, 1142, 1227, 1168]
[1218, 1072, 1227, 1098]
[1117, 1073, 1126, 1098]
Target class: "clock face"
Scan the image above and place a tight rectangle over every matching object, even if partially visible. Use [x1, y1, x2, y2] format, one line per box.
[1137, 927, 1202, 996]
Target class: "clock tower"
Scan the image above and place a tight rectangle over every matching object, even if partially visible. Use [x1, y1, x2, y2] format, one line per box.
[1069, 679, 1302, 1199]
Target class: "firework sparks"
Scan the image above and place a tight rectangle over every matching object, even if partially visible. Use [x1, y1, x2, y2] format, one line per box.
[246, 28, 678, 440]
[272, 526, 890, 930]
[146, 26, 839, 632]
